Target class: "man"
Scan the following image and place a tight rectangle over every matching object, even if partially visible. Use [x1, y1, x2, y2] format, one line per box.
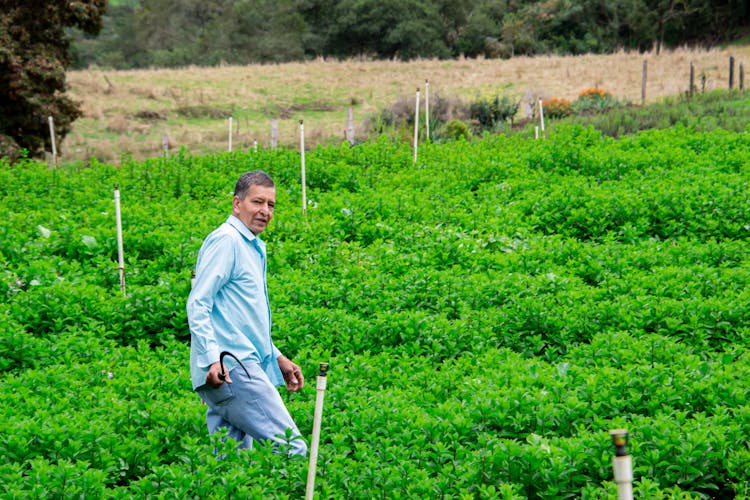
[187, 170, 307, 456]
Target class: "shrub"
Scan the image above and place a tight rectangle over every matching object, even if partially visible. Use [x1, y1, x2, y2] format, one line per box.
[440, 119, 472, 141]
[542, 98, 573, 119]
[573, 87, 622, 114]
[468, 93, 518, 130]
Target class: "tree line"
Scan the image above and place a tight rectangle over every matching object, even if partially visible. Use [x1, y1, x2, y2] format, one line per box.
[72, 0, 749, 69]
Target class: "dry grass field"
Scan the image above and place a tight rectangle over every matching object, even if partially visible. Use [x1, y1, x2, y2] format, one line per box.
[63, 45, 750, 164]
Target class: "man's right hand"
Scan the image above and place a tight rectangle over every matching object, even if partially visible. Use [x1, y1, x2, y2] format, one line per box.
[206, 361, 232, 388]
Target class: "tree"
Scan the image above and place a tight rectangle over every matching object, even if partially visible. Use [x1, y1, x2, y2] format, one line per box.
[0, 0, 106, 161]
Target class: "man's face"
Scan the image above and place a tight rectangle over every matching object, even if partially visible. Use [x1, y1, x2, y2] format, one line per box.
[233, 184, 276, 235]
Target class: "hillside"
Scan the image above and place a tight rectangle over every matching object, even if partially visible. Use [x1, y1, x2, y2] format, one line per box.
[62, 45, 750, 164]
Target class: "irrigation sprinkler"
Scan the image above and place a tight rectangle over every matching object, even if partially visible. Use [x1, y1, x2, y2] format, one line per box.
[305, 362, 329, 500]
[114, 184, 126, 295]
[300, 120, 307, 216]
[413, 87, 420, 163]
[610, 429, 633, 500]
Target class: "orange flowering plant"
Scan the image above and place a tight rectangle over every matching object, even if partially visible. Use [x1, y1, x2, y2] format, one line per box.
[541, 97, 573, 118]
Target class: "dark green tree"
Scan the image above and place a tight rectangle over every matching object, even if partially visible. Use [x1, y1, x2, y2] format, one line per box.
[326, 0, 452, 59]
[0, 0, 107, 160]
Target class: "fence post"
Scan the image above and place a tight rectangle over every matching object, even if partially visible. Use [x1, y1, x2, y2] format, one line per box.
[740, 62, 745, 91]
[689, 62, 695, 97]
[346, 107, 355, 146]
[729, 55, 735, 90]
[270, 119, 278, 148]
[641, 60, 647, 105]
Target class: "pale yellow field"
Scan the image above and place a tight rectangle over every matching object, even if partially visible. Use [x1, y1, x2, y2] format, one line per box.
[64, 45, 750, 164]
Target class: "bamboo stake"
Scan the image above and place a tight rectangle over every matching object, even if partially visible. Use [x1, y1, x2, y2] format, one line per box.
[300, 120, 307, 216]
[413, 87, 420, 163]
[305, 363, 329, 500]
[114, 184, 126, 295]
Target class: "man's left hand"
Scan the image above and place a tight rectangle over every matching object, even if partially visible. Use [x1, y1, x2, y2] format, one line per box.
[277, 355, 304, 392]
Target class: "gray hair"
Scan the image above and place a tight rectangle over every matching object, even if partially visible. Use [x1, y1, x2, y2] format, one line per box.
[234, 170, 275, 199]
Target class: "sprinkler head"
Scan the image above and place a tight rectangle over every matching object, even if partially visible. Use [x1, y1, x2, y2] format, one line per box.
[609, 429, 629, 456]
[318, 362, 329, 377]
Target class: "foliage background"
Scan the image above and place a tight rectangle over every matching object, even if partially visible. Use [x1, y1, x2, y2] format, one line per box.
[70, 0, 750, 69]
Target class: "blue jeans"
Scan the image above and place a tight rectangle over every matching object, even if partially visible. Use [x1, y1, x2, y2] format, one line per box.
[196, 361, 307, 456]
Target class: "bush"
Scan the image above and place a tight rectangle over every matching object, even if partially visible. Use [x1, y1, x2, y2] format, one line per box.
[440, 119, 472, 141]
[542, 98, 573, 119]
[469, 93, 519, 130]
[572, 87, 623, 114]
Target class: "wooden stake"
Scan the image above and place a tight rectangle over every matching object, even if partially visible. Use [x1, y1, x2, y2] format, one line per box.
[729, 55, 735, 90]
[641, 60, 647, 105]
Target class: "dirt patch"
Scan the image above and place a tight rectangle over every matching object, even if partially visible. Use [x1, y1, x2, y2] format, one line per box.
[175, 105, 231, 119]
[134, 110, 167, 120]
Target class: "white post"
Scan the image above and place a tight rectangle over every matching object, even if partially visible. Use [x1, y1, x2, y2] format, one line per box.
[228, 116, 233, 152]
[424, 80, 430, 142]
[305, 363, 329, 500]
[610, 429, 634, 500]
[346, 107, 355, 146]
[538, 98, 545, 134]
[114, 184, 126, 295]
[535, 126, 539, 140]
[253, 140, 258, 152]
[300, 120, 307, 216]
[413, 87, 420, 163]
[48, 116, 57, 166]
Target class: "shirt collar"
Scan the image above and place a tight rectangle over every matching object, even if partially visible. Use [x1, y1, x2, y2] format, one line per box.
[226, 215, 265, 250]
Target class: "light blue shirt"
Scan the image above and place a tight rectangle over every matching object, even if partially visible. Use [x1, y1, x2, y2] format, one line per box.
[187, 215, 283, 390]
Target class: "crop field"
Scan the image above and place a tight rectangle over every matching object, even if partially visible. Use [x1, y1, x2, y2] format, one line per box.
[1, 119, 750, 497]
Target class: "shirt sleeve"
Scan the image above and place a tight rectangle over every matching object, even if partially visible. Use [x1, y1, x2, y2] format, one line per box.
[187, 230, 235, 368]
